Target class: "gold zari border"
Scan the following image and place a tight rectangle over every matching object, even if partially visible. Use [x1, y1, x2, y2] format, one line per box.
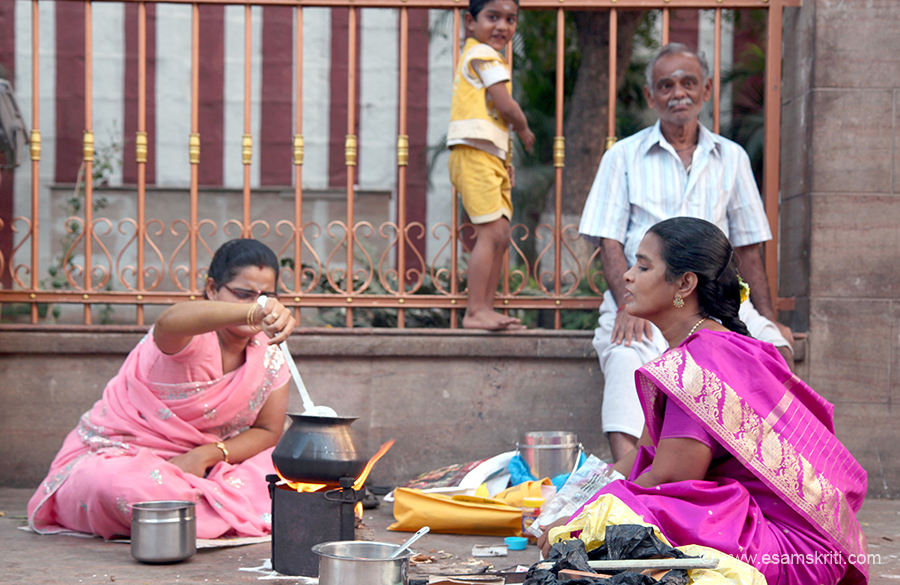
[639, 348, 867, 560]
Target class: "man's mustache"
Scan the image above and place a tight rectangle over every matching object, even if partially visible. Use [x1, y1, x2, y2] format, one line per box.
[667, 97, 693, 108]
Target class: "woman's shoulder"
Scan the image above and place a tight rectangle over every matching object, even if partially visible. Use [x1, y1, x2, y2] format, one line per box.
[139, 329, 222, 382]
[677, 329, 792, 380]
[688, 328, 776, 353]
[146, 328, 218, 360]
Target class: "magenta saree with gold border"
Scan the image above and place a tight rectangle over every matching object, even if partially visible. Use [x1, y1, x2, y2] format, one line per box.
[579, 330, 868, 585]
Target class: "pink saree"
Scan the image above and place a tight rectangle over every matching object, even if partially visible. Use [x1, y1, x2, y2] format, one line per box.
[28, 329, 289, 539]
[576, 330, 868, 585]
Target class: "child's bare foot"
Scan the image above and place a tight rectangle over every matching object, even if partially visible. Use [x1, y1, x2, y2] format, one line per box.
[463, 309, 526, 331]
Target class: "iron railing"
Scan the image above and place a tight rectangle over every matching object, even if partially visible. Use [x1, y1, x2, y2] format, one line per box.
[0, 0, 798, 328]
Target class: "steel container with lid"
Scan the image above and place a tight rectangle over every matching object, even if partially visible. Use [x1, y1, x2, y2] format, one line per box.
[130, 500, 196, 564]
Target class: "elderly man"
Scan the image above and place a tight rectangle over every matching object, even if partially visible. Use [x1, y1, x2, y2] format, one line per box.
[579, 43, 794, 461]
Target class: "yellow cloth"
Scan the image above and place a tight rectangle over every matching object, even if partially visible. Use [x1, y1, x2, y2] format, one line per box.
[493, 479, 552, 508]
[547, 494, 765, 585]
[388, 487, 522, 536]
[448, 145, 512, 224]
[548, 493, 669, 553]
[448, 38, 512, 156]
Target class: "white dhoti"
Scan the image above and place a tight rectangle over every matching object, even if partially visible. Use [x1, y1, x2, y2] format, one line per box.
[592, 290, 790, 439]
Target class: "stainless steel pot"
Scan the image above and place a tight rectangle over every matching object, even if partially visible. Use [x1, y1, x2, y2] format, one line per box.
[516, 431, 583, 479]
[312, 541, 413, 585]
[131, 500, 196, 564]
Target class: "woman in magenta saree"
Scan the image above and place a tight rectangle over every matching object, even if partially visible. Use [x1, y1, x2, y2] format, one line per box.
[540, 218, 868, 585]
[28, 239, 295, 539]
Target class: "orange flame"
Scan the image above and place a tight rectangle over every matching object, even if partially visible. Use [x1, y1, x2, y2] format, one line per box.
[274, 469, 330, 493]
[353, 439, 395, 492]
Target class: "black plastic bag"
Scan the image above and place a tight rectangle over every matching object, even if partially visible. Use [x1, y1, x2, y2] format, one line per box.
[523, 565, 675, 585]
[547, 539, 596, 573]
[525, 525, 700, 585]
[524, 541, 600, 585]
[589, 525, 689, 562]
[657, 570, 689, 585]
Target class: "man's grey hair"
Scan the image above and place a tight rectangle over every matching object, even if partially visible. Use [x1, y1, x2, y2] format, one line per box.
[644, 43, 710, 94]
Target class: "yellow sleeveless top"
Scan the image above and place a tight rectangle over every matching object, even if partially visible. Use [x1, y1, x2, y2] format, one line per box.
[447, 38, 512, 158]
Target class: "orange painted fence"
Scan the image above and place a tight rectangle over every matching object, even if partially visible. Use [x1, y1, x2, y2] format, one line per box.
[0, 0, 798, 329]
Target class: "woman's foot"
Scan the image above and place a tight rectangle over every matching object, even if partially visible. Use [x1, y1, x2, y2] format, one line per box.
[463, 309, 526, 331]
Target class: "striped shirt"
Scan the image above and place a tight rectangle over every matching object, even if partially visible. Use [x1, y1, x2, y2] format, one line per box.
[578, 121, 772, 267]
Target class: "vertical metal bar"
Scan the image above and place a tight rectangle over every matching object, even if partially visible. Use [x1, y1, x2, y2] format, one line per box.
[553, 7, 564, 330]
[136, 1, 147, 324]
[397, 7, 409, 328]
[293, 6, 303, 324]
[607, 7, 617, 144]
[713, 8, 722, 134]
[502, 37, 512, 310]
[190, 3, 200, 294]
[450, 7, 460, 328]
[242, 4, 252, 237]
[29, 0, 41, 323]
[763, 2, 782, 307]
[83, 0, 94, 324]
[661, 7, 669, 46]
[345, 6, 357, 327]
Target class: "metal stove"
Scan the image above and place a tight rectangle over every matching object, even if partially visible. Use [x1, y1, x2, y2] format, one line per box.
[266, 475, 360, 577]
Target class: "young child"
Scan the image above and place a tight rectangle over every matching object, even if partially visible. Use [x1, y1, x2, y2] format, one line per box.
[447, 0, 535, 331]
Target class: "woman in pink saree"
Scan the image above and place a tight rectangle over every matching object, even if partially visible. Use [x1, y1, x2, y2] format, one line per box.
[28, 239, 295, 539]
[539, 218, 868, 585]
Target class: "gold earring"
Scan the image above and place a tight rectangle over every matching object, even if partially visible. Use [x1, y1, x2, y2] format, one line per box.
[673, 294, 684, 309]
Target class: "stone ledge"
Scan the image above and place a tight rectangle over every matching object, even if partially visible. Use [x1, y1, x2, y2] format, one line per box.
[0, 327, 805, 361]
[0, 327, 597, 360]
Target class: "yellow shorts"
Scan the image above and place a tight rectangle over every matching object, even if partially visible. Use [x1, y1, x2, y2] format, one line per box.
[448, 145, 512, 224]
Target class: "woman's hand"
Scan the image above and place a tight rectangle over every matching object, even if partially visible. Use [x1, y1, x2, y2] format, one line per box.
[536, 517, 570, 558]
[167, 384, 287, 478]
[253, 297, 296, 345]
[168, 444, 223, 478]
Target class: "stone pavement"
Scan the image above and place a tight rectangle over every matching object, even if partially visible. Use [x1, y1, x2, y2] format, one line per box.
[2, 487, 899, 584]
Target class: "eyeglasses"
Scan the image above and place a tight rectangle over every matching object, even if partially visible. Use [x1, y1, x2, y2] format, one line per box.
[221, 284, 279, 302]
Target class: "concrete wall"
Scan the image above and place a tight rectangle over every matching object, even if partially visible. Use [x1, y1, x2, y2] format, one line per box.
[1, 326, 892, 496]
[780, 0, 900, 498]
[0, 329, 606, 490]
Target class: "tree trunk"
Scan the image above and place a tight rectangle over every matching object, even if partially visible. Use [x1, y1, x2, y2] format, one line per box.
[561, 11, 646, 217]
[537, 11, 646, 295]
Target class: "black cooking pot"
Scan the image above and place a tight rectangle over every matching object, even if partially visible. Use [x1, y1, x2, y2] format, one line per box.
[272, 414, 368, 483]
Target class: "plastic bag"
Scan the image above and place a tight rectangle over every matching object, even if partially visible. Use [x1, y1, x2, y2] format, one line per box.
[388, 487, 522, 536]
[523, 540, 596, 585]
[523, 538, 685, 585]
[595, 524, 688, 561]
[527, 455, 624, 537]
[493, 478, 553, 507]
[547, 494, 766, 585]
[509, 452, 588, 491]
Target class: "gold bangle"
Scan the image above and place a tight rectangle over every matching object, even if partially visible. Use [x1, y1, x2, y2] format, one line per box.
[246, 304, 261, 331]
[214, 441, 230, 464]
